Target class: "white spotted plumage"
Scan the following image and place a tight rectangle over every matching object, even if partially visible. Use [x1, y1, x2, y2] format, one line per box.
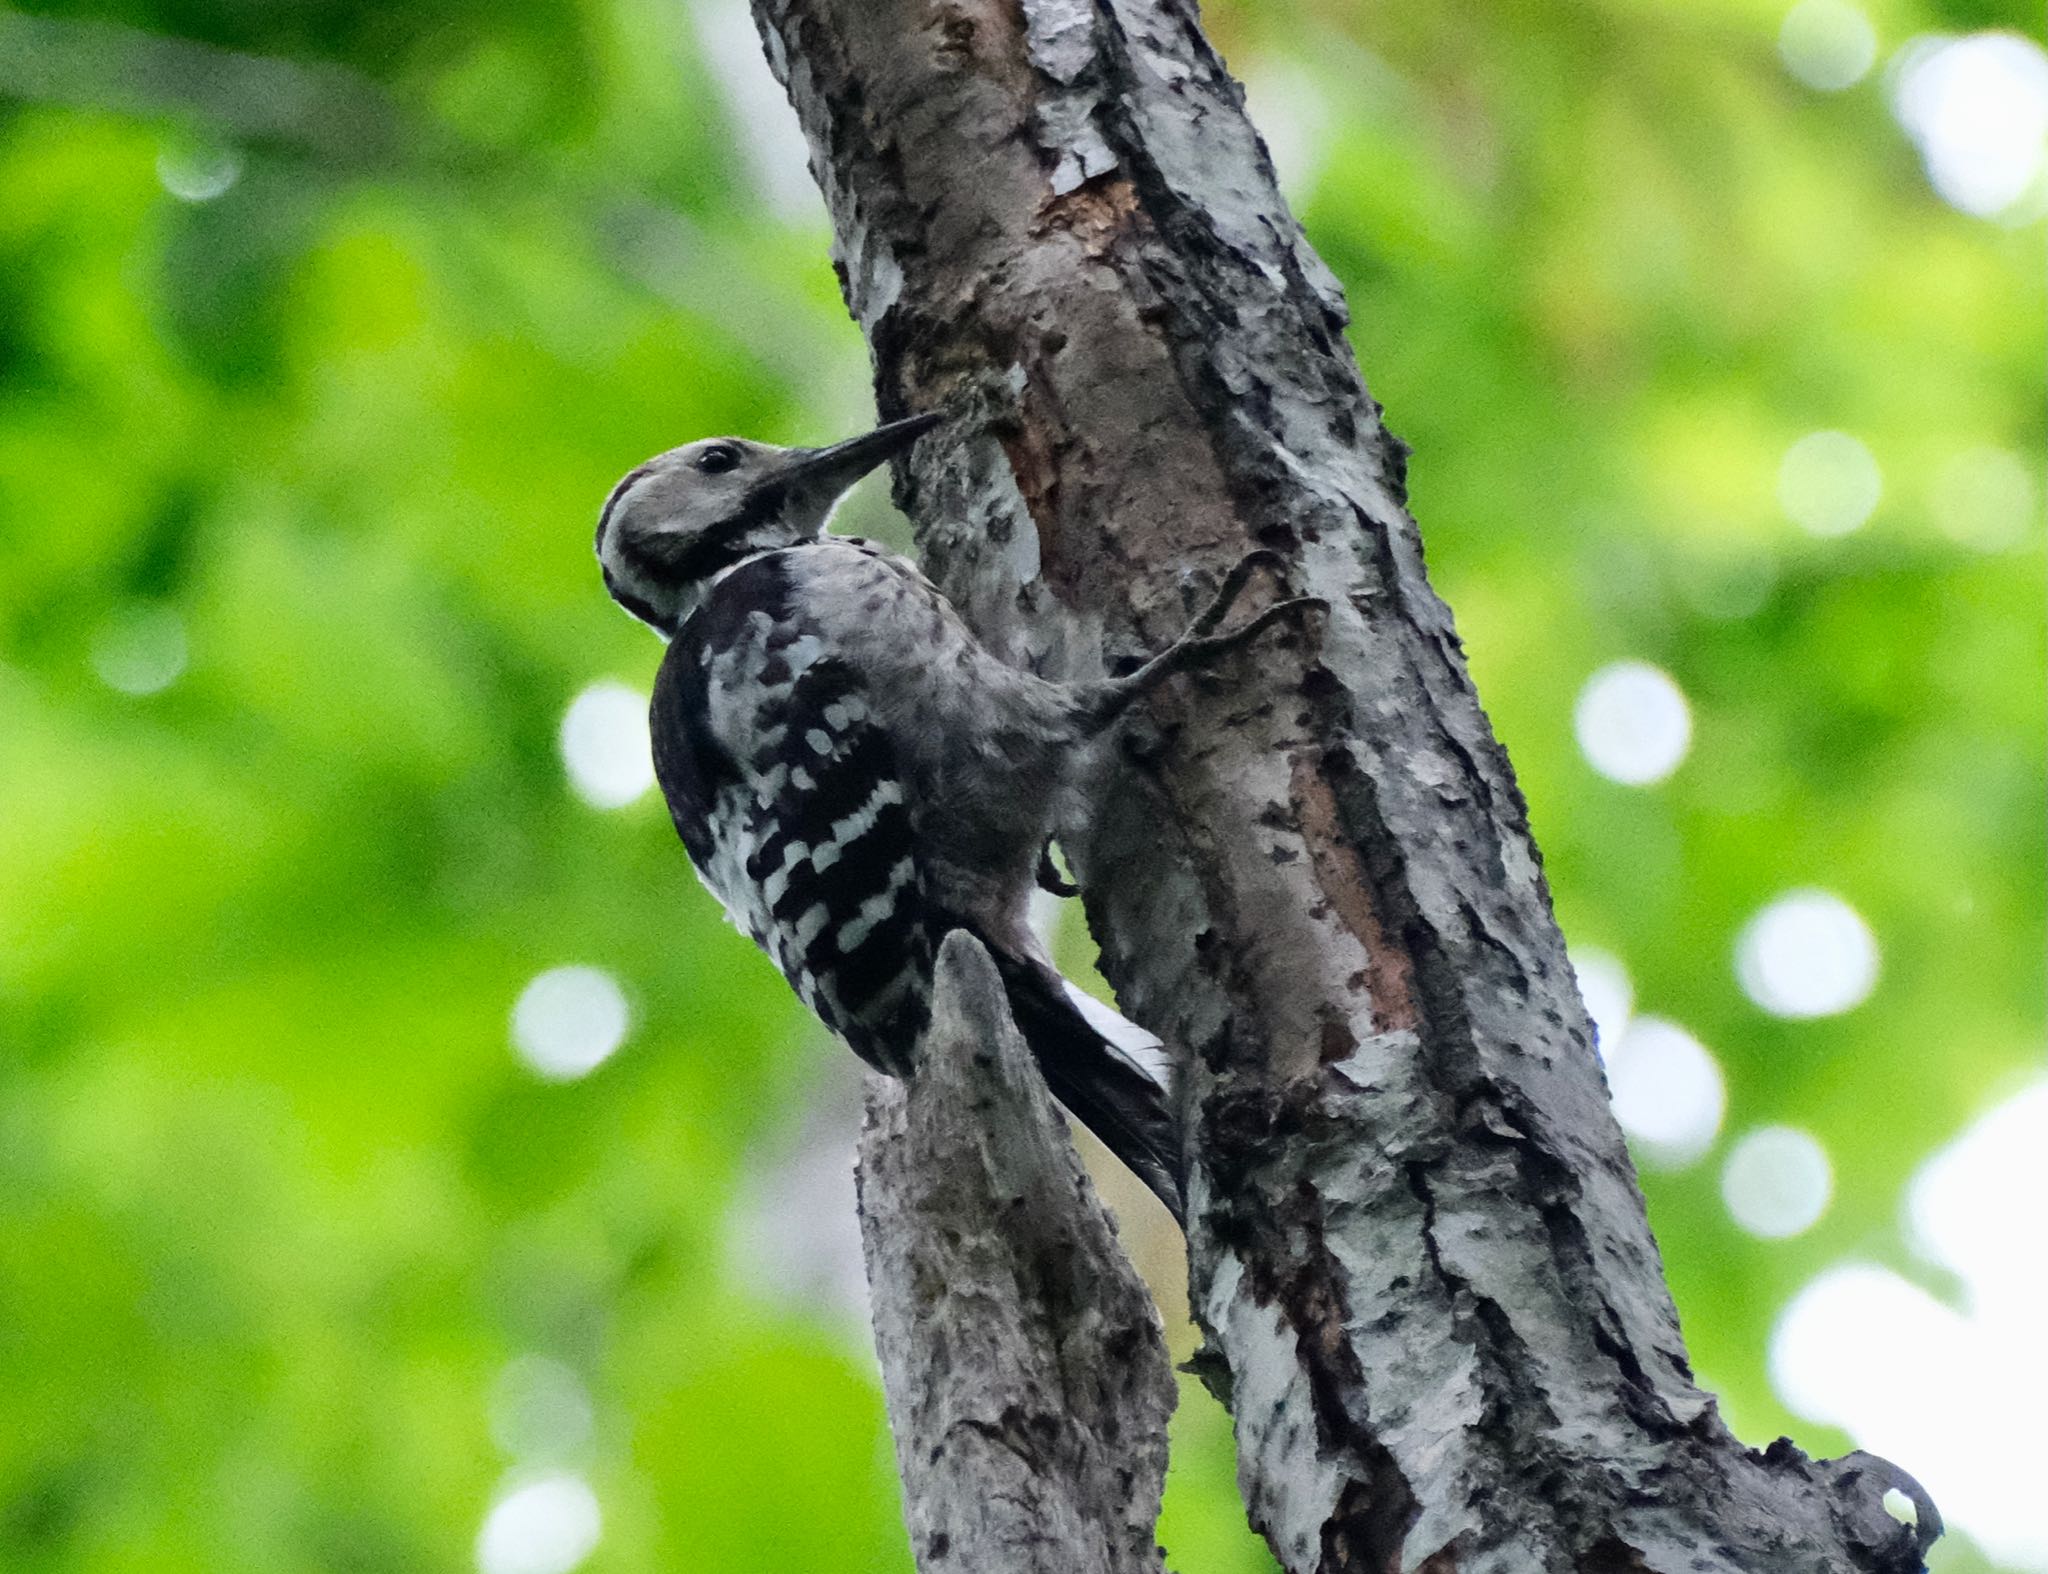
[598, 417, 1324, 1224]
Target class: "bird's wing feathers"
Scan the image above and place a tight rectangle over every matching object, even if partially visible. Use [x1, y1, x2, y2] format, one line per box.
[651, 552, 935, 1073]
[734, 658, 935, 1071]
[649, 546, 1185, 1219]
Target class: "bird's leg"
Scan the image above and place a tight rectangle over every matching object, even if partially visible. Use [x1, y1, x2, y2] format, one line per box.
[1075, 551, 1326, 734]
[1184, 548, 1287, 640]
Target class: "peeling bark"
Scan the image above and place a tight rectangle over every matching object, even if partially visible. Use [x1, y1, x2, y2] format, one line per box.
[856, 931, 1174, 1574]
[756, 1, 1944, 1569]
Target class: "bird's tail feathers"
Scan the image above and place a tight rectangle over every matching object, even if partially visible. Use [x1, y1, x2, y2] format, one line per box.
[979, 942, 1186, 1226]
[1058, 976, 1177, 1097]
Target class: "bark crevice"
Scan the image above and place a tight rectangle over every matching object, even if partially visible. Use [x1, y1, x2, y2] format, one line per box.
[754, 1, 1944, 1568]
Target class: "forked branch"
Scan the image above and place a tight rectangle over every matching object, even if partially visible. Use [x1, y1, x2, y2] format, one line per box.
[855, 931, 1175, 1574]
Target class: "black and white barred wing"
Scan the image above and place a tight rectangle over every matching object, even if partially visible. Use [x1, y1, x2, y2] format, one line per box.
[650, 573, 935, 1075]
[649, 547, 1186, 1219]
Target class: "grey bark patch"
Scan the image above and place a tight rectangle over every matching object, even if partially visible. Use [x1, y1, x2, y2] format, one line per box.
[857, 932, 1174, 1574]
[755, 0, 1942, 1568]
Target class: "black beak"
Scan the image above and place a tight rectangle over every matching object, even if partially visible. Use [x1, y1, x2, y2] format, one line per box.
[785, 411, 942, 495]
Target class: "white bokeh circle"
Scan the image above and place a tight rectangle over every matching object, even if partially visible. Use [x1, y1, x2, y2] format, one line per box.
[1721, 1125, 1833, 1238]
[1735, 889, 1880, 1019]
[1574, 661, 1692, 786]
[511, 966, 630, 1081]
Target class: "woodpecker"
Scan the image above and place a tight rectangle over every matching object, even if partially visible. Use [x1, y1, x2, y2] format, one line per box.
[595, 412, 1319, 1222]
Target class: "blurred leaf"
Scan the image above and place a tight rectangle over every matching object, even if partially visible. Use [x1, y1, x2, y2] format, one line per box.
[0, 0, 2039, 1571]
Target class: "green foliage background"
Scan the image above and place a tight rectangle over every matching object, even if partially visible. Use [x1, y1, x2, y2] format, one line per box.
[0, 0, 2038, 1570]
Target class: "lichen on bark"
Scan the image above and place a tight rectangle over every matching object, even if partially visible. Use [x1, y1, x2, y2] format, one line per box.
[753, 0, 1943, 1567]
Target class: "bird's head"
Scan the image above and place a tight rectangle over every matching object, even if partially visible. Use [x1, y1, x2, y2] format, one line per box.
[594, 411, 940, 634]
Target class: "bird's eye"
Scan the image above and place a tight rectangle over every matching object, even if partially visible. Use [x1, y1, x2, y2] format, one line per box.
[696, 445, 741, 475]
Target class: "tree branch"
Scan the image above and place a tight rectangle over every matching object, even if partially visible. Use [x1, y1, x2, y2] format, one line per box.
[758, 1, 1943, 1568]
[856, 931, 1175, 1574]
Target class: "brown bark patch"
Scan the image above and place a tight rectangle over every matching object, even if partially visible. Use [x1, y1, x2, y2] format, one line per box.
[1036, 174, 1142, 255]
[1291, 751, 1419, 1035]
[998, 419, 1062, 550]
[1320, 1465, 1428, 1574]
[995, 359, 1072, 589]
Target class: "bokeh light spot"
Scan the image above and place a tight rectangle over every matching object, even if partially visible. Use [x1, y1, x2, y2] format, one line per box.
[156, 144, 243, 203]
[1721, 1125, 1833, 1238]
[1906, 1079, 2048, 1312]
[560, 681, 654, 809]
[1779, 0, 1878, 91]
[475, 1473, 602, 1574]
[511, 966, 629, 1081]
[90, 605, 188, 696]
[1892, 31, 2048, 218]
[1777, 431, 1882, 536]
[1931, 445, 2037, 551]
[1604, 1016, 1725, 1168]
[1771, 1253, 2048, 1570]
[490, 1355, 595, 1464]
[1574, 661, 1692, 786]
[1239, 58, 1334, 195]
[1735, 889, 1879, 1018]
[1773, 1086, 2048, 1568]
[1769, 1263, 1964, 1452]
[1569, 947, 1633, 1061]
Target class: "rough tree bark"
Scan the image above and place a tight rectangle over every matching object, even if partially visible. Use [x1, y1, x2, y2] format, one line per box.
[751, 2, 1943, 1570]
[856, 931, 1175, 1573]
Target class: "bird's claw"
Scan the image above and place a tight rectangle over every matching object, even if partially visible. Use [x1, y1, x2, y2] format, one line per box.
[1189, 549, 1297, 640]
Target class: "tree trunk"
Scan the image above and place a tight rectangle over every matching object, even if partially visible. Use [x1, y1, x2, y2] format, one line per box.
[751, 1, 1943, 1569]
[856, 931, 1174, 1574]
